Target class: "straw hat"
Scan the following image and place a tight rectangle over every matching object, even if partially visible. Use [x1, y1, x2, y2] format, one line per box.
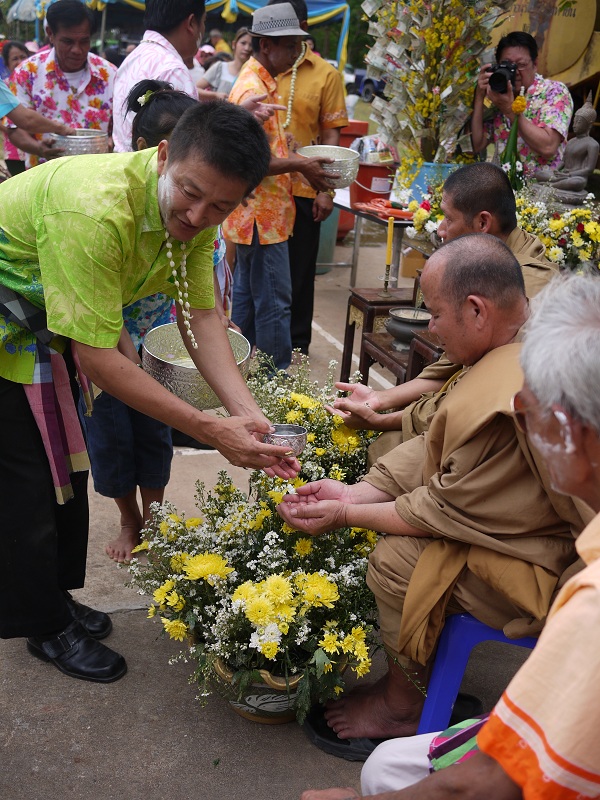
[250, 3, 306, 37]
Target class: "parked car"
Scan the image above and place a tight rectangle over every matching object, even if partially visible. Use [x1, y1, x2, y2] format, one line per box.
[353, 68, 386, 102]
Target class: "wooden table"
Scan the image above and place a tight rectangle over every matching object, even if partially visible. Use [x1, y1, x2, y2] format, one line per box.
[330, 187, 414, 287]
[358, 328, 444, 386]
[340, 286, 414, 382]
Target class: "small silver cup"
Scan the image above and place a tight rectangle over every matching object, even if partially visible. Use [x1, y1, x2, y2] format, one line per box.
[263, 424, 307, 456]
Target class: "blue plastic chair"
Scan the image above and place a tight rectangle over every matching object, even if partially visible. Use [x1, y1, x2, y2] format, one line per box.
[416, 612, 538, 734]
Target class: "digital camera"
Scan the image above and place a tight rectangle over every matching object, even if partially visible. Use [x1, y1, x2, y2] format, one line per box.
[487, 61, 518, 94]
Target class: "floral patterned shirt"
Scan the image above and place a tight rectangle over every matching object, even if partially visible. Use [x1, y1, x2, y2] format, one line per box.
[10, 48, 116, 169]
[222, 57, 294, 246]
[485, 74, 573, 176]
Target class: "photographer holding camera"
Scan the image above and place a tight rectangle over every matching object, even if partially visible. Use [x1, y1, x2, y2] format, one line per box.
[471, 31, 573, 176]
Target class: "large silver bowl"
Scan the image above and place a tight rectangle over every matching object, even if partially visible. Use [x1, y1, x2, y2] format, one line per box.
[48, 129, 109, 155]
[142, 323, 251, 411]
[296, 144, 360, 189]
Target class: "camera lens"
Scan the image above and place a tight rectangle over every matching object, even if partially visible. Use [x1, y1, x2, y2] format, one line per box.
[489, 68, 509, 94]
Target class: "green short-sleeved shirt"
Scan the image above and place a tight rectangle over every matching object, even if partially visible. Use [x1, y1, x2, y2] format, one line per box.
[0, 148, 216, 383]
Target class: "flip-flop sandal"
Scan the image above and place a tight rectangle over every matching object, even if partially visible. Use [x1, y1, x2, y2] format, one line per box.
[302, 705, 386, 762]
[302, 693, 483, 762]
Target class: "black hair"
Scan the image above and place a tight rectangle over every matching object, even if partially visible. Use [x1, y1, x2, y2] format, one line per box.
[495, 31, 538, 63]
[2, 40, 29, 69]
[46, 0, 96, 35]
[126, 79, 197, 149]
[144, 0, 205, 35]
[443, 163, 517, 237]
[266, 0, 308, 24]
[167, 100, 271, 194]
[439, 233, 525, 312]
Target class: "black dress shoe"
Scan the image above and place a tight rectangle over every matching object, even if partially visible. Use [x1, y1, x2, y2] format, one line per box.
[64, 591, 112, 640]
[26, 620, 127, 683]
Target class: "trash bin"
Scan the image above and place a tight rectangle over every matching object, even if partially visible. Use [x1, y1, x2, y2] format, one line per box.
[316, 207, 341, 273]
[337, 120, 369, 240]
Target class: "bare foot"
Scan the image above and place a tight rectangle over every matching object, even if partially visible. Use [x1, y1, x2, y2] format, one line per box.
[324, 670, 424, 739]
[105, 523, 141, 564]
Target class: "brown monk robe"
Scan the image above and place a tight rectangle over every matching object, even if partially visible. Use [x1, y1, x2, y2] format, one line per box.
[364, 341, 591, 666]
[367, 226, 559, 464]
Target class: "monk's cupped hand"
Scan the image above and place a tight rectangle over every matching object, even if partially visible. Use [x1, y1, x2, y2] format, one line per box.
[325, 382, 381, 429]
[277, 479, 351, 536]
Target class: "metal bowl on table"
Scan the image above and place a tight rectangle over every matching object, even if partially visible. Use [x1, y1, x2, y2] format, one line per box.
[48, 129, 109, 156]
[142, 323, 251, 411]
[296, 144, 360, 189]
[384, 306, 432, 349]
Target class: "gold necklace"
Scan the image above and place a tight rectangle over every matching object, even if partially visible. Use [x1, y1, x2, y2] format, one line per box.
[282, 42, 307, 130]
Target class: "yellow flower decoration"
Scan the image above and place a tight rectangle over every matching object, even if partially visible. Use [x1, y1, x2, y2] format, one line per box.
[260, 641, 279, 659]
[161, 617, 188, 642]
[294, 537, 313, 556]
[183, 553, 234, 583]
[185, 517, 203, 529]
[512, 94, 527, 115]
[153, 579, 175, 605]
[245, 595, 275, 625]
[131, 540, 149, 553]
[263, 575, 293, 604]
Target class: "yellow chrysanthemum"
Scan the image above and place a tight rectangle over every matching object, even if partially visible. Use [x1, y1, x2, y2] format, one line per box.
[182, 553, 234, 583]
[185, 517, 203, 528]
[297, 573, 339, 609]
[267, 489, 285, 505]
[260, 641, 279, 659]
[159, 521, 169, 536]
[161, 617, 188, 641]
[153, 579, 175, 605]
[286, 409, 303, 424]
[307, 433, 316, 442]
[245, 596, 275, 625]
[168, 514, 181, 523]
[170, 552, 187, 573]
[147, 605, 157, 618]
[353, 659, 372, 677]
[232, 581, 259, 604]
[282, 522, 297, 534]
[295, 537, 313, 556]
[319, 631, 341, 654]
[166, 590, 185, 611]
[314, 447, 326, 457]
[263, 575, 293, 604]
[131, 540, 149, 553]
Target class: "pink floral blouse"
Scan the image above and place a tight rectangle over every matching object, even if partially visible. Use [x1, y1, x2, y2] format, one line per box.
[485, 74, 573, 176]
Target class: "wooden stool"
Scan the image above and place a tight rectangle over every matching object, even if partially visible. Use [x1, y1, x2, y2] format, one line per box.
[359, 332, 410, 385]
[340, 287, 413, 382]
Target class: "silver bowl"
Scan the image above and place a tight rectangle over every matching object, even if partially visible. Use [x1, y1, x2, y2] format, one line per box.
[296, 145, 360, 189]
[263, 424, 307, 455]
[142, 323, 251, 411]
[48, 129, 109, 155]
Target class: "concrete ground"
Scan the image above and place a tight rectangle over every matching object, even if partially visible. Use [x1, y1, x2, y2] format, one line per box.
[0, 226, 528, 800]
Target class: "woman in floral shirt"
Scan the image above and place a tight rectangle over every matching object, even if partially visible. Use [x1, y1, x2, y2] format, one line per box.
[471, 31, 573, 177]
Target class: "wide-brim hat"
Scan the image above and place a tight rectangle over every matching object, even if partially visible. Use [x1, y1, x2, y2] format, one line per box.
[250, 3, 307, 38]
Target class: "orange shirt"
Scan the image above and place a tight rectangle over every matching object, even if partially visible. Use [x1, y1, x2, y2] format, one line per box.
[276, 49, 348, 199]
[223, 57, 294, 246]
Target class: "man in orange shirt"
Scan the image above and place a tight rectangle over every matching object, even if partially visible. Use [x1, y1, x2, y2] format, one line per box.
[269, 0, 348, 356]
[223, 2, 334, 371]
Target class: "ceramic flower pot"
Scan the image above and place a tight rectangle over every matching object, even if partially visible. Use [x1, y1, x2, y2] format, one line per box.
[213, 658, 302, 725]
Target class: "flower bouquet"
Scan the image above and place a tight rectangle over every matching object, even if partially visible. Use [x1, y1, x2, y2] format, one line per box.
[128, 360, 381, 723]
[500, 90, 526, 191]
[516, 190, 600, 270]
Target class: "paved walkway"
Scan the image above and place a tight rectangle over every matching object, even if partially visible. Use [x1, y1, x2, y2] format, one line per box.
[0, 231, 527, 800]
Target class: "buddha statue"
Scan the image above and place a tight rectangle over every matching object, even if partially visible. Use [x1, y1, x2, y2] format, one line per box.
[533, 95, 599, 204]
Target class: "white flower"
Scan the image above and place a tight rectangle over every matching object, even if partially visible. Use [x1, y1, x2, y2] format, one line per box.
[515, 161, 523, 172]
[405, 226, 417, 238]
[424, 220, 438, 234]
[501, 163, 511, 173]
[137, 94, 147, 106]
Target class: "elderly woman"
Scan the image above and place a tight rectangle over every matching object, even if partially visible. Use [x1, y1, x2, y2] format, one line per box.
[470, 31, 573, 176]
[302, 274, 600, 800]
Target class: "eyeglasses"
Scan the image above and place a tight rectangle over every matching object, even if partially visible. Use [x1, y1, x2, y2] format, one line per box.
[515, 60, 532, 72]
[510, 391, 530, 434]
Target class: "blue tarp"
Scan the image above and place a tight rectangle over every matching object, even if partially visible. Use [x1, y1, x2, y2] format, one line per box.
[34, 0, 351, 68]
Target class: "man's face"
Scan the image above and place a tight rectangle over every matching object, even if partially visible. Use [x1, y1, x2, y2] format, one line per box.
[156, 141, 249, 242]
[263, 35, 302, 76]
[48, 21, 91, 73]
[497, 45, 537, 94]
[421, 256, 482, 366]
[437, 192, 477, 242]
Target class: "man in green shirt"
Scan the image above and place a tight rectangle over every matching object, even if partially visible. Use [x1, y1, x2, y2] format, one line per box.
[0, 100, 299, 683]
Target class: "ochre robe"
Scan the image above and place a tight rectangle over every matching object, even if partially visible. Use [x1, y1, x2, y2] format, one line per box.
[363, 343, 592, 664]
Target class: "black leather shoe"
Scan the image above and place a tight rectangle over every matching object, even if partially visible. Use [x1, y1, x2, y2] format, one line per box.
[64, 591, 112, 640]
[27, 620, 127, 683]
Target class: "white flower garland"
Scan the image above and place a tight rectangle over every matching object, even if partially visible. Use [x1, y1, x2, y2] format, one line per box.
[165, 231, 197, 349]
[282, 42, 306, 130]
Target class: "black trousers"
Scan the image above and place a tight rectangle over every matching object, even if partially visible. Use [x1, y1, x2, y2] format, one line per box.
[289, 196, 321, 354]
[0, 365, 89, 638]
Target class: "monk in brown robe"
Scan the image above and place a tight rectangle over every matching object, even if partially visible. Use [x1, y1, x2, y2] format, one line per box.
[327, 162, 558, 463]
[278, 234, 588, 741]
